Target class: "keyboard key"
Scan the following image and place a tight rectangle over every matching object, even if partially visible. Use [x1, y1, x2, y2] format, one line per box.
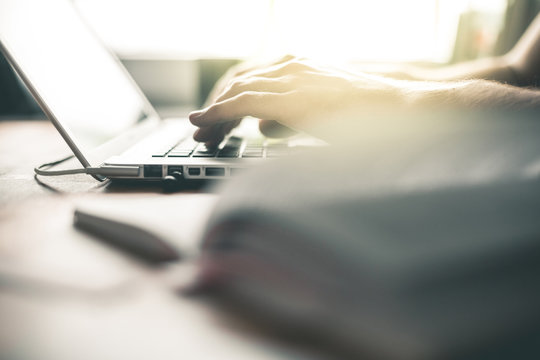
[192, 150, 216, 157]
[169, 149, 193, 155]
[217, 151, 240, 158]
[217, 136, 243, 157]
[226, 136, 243, 145]
[193, 152, 216, 157]
[193, 144, 217, 157]
[218, 143, 242, 157]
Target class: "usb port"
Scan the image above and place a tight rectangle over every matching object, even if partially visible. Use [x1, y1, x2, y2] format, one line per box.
[144, 165, 162, 178]
[188, 167, 201, 176]
[167, 165, 183, 176]
[205, 167, 225, 176]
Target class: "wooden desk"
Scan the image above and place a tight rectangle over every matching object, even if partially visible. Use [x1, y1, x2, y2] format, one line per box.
[0, 120, 318, 360]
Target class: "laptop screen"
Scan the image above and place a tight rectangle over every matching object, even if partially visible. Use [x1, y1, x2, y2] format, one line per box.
[0, 0, 153, 153]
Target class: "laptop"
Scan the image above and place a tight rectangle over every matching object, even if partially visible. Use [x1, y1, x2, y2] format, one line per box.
[0, 0, 318, 182]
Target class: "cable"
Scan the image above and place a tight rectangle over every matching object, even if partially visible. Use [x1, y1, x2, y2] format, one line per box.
[34, 154, 83, 175]
[35, 167, 89, 176]
[34, 154, 106, 179]
[33, 154, 108, 193]
[34, 171, 111, 193]
[163, 170, 185, 192]
[34, 155, 140, 180]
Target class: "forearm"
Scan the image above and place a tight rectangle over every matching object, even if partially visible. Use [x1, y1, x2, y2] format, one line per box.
[373, 56, 518, 85]
[382, 13, 540, 86]
[401, 79, 540, 111]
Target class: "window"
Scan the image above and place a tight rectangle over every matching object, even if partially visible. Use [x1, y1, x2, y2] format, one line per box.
[75, 0, 508, 63]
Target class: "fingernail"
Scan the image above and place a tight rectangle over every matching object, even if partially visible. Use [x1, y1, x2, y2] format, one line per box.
[189, 110, 204, 120]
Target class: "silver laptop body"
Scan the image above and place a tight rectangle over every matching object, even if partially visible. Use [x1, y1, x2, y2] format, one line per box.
[0, 0, 312, 181]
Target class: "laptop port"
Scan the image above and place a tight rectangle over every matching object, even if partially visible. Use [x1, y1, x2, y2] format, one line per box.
[167, 165, 184, 176]
[144, 165, 162, 178]
[230, 168, 245, 176]
[205, 167, 225, 177]
[188, 167, 201, 176]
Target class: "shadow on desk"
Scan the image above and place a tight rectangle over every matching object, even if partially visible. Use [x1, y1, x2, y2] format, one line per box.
[35, 175, 214, 195]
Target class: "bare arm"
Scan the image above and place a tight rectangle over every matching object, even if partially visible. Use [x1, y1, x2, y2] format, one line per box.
[190, 14, 540, 144]
[379, 13, 540, 85]
[374, 57, 516, 84]
[406, 79, 540, 110]
[189, 59, 540, 143]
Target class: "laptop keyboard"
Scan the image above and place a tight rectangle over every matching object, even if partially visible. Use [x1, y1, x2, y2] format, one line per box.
[151, 135, 289, 159]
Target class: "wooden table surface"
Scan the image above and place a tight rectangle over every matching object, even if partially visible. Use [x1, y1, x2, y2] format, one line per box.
[0, 120, 183, 205]
[0, 120, 321, 360]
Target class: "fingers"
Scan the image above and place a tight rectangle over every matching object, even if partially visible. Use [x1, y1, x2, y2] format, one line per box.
[205, 57, 312, 113]
[194, 119, 296, 144]
[203, 55, 299, 106]
[233, 60, 305, 83]
[191, 56, 310, 144]
[215, 76, 289, 103]
[193, 125, 223, 142]
[234, 54, 296, 78]
[193, 120, 241, 146]
[190, 91, 294, 127]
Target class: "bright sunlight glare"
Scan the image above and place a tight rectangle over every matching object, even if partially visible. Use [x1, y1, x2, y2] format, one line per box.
[75, 0, 507, 63]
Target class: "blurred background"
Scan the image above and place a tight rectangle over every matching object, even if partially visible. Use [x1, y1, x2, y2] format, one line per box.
[1, 0, 538, 119]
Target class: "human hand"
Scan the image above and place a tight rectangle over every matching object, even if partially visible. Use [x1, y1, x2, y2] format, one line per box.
[203, 55, 296, 108]
[195, 55, 298, 147]
[189, 57, 402, 145]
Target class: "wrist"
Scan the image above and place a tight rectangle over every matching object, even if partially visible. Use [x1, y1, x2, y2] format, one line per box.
[350, 73, 408, 111]
[399, 79, 477, 110]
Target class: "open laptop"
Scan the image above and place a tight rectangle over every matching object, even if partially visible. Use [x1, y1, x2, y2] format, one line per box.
[0, 0, 317, 181]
